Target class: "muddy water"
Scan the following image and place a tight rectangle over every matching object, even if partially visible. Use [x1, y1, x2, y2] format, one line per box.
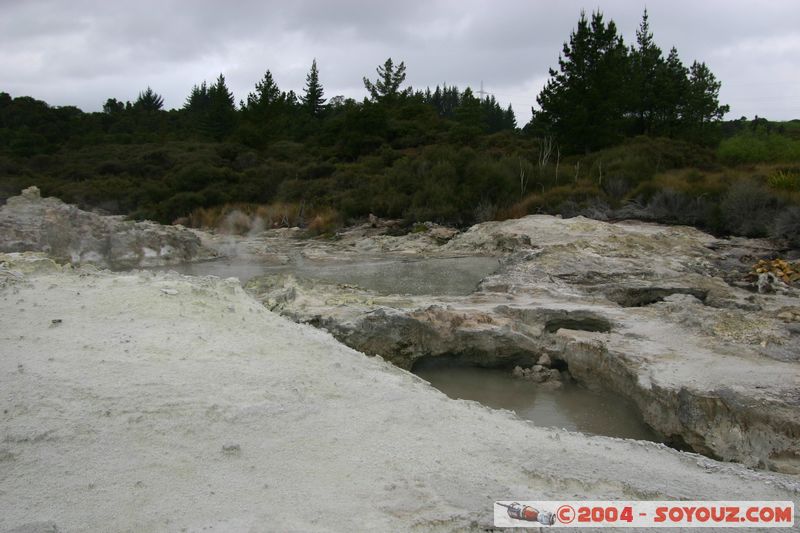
[155, 255, 657, 442]
[153, 255, 500, 296]
[415, 364, 660, 442]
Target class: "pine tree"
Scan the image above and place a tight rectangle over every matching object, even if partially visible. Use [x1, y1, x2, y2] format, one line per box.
[133, 87, 164, 112]
[425, 86, 441, 115]
[363, 58, 412, 103]
[284, 90, 299, 108]
[481, 95, 516, 133]
[685, 61, 729, 127]
[239, 70, 302, 144]
[423, 85, 461, 117]
[629, 9, 664, 135]
[245, 70, 281, 110]
[655, 47, 690, 135]
[533, 10, 629, 152]
[481, 95, 503, 132]
[302, 59, 326, 116]
[455, 88, 482, 129]
[444, 86, 460, 117]
[208, 74, 235, 110]
[503, 104, 517, 130]
[203, 74, 236, 140]
[102, 98, 125, 114]
[184, 82, 210, 113]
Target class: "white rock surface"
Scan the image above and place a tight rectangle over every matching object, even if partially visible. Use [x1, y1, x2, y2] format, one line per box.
[1, 253, 798, 531]
[0, 187, 215, 268]
[247, 215, 800, 473]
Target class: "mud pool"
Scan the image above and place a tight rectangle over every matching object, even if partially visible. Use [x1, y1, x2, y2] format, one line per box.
[414, 363, 660, 442]
[151, 254, 663, 443]
[152, 255, 500, 296]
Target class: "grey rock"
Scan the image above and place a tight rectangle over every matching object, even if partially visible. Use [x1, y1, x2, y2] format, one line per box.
[222, 443, 241, 455]
[244, 214, 800, 473]
[0, 186, 215, 268]
[7, 522, 59, 533]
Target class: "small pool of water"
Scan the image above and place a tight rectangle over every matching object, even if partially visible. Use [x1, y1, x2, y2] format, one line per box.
[151, 255, 500, 296]
[414, 364, 659, 442]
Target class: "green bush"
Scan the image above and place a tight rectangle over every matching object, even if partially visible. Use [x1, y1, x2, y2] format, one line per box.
[767, 169, 800, 191]
[576, 136, 717, 185]
[718, 133, 800, 165]
[2, 94, 800, 240]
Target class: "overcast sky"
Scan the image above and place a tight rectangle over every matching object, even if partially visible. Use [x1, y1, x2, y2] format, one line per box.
[1, 0, 799, 123]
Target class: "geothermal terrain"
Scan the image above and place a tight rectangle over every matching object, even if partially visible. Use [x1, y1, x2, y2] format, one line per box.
[1, 188, 799, 531]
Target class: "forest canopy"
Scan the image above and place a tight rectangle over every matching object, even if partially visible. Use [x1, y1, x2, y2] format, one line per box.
[1, 10, 798, 244]
[529, 10, 729, 152]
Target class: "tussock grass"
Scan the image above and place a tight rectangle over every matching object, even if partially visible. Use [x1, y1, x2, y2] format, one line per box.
[186, 202, 343, 236]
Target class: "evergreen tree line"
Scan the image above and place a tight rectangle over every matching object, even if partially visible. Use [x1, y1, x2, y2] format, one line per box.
[529, 10, 729, 153]
[1, 10, 729, 160]
[0, 55, 523, 164]
[421, 86, 516, 132]
[5, 9, 794, 244]
[91, 57, 517, 146]
[0, 56, 527, 225]
[0, 80, 513, 162]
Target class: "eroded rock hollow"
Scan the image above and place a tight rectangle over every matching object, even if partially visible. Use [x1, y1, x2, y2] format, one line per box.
[245, 215, 800, 473]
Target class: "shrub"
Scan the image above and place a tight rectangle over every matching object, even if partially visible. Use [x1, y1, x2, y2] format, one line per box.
[601, 177, 632, 203]
[254, 202, 303, 228]
[96, 160, 125, 175]
[497, 183, 606, 220]
[411, 223, 428, 233]
[306, 207, 343, 236]
[720, 180, 780, 237]
[186, 201, 344, 235]
[718, 133, 800, 165]
[772, 207, 800, 248]
[767, 169, 800, 191]
[473, 200, 498, 223]
[641, 189, 709, 226]
[558, 197, 611, 220]
[158, 192, 206, 223]
[576, 136, 717, 186]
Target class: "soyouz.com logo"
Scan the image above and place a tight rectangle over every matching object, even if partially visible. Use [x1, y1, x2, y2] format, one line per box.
[494, 501, 795, 528]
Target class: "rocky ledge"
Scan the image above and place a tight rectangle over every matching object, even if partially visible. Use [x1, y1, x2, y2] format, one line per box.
[1, 253, 799, 531]
[246, 215, 800, 474]
[0, 187, 215, 268]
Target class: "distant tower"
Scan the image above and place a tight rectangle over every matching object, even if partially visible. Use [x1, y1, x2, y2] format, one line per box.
[477, 80, 488, 100]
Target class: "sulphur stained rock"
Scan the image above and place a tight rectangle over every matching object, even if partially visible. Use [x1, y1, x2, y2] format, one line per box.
[2, 258, 798, 531]
[0, 186, 215, 268]
[512, 364, 562, 384]
[246, 214, 800, 473]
